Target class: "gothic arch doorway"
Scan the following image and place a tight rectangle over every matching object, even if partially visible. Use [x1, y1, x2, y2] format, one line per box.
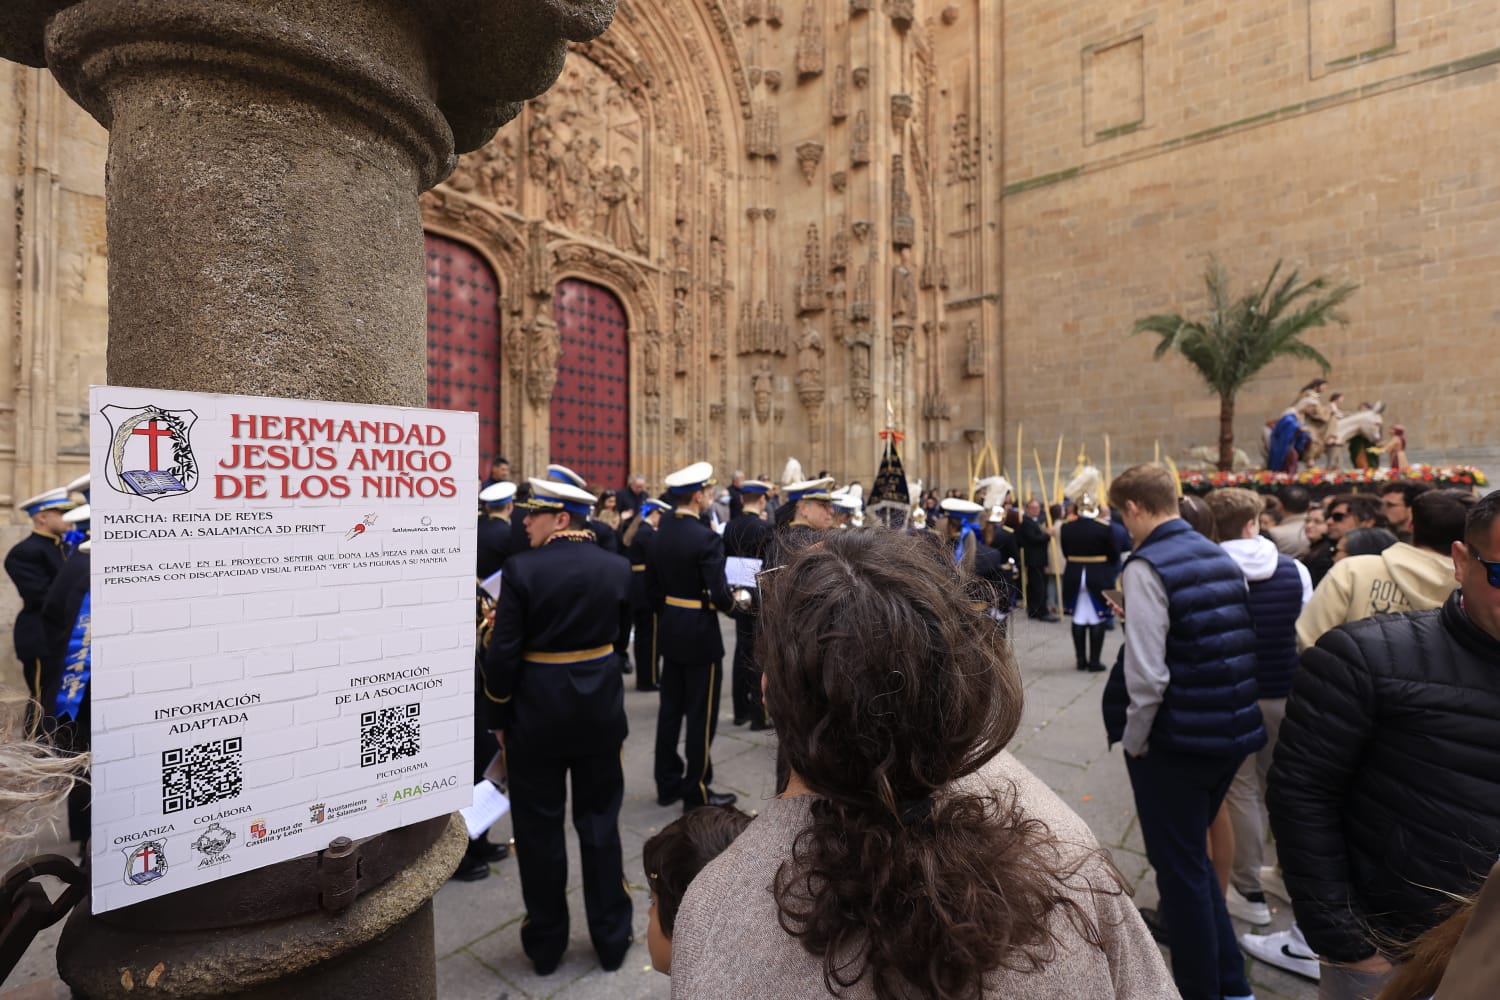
[549, 279, 629, 492]
[424, 233, 502, 479]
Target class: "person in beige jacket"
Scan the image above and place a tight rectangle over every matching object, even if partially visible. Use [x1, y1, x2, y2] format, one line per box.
[1296, 490, 1476, 651]
[669, 529, 1175, 999]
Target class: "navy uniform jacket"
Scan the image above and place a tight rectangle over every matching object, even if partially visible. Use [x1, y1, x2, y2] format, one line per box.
[723, 512, 773, 562]
[508, 516, 617, 558]
[40, 552, 91, 748]
[5, 532, 64, 662]
[625, 520, 658, 613]
[476, 514, 511, 580]
[482, 533, 633, 756]
[646, 510, 734, 662]
[1060, 517, 1120, 613]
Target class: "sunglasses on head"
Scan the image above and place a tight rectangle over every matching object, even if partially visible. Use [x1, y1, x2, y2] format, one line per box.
[1467, 543, 1500, 589]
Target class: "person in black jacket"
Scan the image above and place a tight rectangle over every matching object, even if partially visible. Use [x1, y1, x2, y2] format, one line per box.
[1266, 488, 1500, 1000]
[937, 498, 1009, 621]
[1060, 496, 1119, 672]
[475, 480, 515, 581]
[1017, 499, 1058, 621]
[647, 462, 737, 812]
[623, 497, 670, 691]
[723, 480, 774, 729]
[6, 488, 72, 706]
[481, 477, 634, 976]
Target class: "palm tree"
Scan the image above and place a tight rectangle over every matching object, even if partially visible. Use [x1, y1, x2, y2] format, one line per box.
[1133, 258, 1357, 472]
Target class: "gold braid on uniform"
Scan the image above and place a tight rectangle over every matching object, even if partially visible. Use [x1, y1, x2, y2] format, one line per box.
[476, 588, 496, 650]
[544, 529, 596, 545]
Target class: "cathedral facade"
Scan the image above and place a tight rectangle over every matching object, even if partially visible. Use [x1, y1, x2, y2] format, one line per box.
[5, 0, 1500, 504]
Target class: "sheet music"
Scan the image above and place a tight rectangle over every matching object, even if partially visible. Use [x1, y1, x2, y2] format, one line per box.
[725, 556, 762, 588]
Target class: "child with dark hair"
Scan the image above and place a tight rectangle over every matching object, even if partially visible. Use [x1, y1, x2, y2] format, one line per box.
[643, 805, 752, 975]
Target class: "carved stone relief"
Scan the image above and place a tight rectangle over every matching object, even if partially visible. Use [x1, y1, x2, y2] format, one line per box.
[891, 93, 914, 131]
[831, 66, 849, 121]
[526, 298, 561, 406]
[891, 154, 915, 248]
[795, 224, 825, 313]
[964, 320, 983, 377]
[796, 317, 825, 398]
[852, 110, 871, 166]
[797, 1, 825, 79]
[795, 140, 824, 184]
[752, 362, 774, 423]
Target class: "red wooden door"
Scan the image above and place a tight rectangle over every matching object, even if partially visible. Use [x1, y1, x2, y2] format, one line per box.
[549, 279, 629, 492]
[424, 233, 502, 479]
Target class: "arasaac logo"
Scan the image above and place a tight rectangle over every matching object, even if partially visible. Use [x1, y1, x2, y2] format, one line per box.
[390, 775, 459, 802]
[191, 823, 236, 869]
[122, 840, 169, 886]
[100, 404, 199, 500]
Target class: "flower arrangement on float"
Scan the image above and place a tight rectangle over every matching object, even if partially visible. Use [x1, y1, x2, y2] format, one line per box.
[1178, 464, 1489, 497]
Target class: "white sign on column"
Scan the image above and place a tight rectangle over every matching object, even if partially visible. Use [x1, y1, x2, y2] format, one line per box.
[88, 386, 477, 914]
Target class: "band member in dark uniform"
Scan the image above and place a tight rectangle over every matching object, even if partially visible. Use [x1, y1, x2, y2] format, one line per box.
[985, 506, 1024, 612]
[476, 481, 515, 581]
[723, 480, 774, 729]
[41, 507, 90, 854]
[481, 477, 634, 976]
[1060, 489, 1120, 672]
[938, 498, 1011, 625]
[647, 462, 737, 812]
[546, 464, 619, 554]
[6, 487, 72, 705]
[766, 477, 836, 571]
[623, 497, 670, 691]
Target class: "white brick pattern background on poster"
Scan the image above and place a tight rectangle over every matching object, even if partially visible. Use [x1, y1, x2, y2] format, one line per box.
[88, 386, 477, 914]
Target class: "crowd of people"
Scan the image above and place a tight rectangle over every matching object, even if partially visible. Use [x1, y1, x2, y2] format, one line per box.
[7, 449, 1499, 1000]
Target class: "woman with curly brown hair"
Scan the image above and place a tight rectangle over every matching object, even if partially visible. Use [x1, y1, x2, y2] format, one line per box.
[667, 529, 1172, 999]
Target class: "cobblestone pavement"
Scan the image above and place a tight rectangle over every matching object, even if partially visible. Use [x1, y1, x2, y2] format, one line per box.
[3, 615, 1317, 999]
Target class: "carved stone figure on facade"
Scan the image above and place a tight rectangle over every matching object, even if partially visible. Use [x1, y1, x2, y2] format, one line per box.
[851, 264, 872, 321]
[888, 0, 914, 30]
[476, 136, 517, 206]
[796, 318, 824, 390]
[598, 164, 648, 254]
[526, 98, 557, 184]
[892, 248, 917, 319]
[796, 224, 825, 313]
[773, 303, 790, 356]
[832, 65, 849, 121]
[672, 293, 691, 374]
[797, 0, 825, 78]
[753, 300, 771, 353]
[526, 220, 550, 298]
[964, 320, 983, 377]
[527, 300, 561, 406]
[643, 327, 663, 382]
[752, 363, 774, 423]
[891, 93, 914, 130]
[851, 110, 871, 166]
[830, 218, 850, 270]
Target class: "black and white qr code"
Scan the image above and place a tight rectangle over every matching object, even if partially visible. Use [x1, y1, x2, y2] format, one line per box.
[360, 703, 421, 767]
[162, 737, 244, 815]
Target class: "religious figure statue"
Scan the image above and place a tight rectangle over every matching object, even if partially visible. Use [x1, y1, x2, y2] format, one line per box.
[797, 318, 824, 388]
[752, 363, 774, 423]
[672, 294, 691, 374]
[599, 164, 648, 254]
[964, 321, 983, 376]
[892, 248, 917, 319]
[476, 136, 516, 206]
[643, 328, 662, 380]
[527, 301, 561, 406]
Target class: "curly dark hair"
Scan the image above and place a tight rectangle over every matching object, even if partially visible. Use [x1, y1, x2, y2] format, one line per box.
[643, 805, 753, 937]
[758, 530, 1114, 1000]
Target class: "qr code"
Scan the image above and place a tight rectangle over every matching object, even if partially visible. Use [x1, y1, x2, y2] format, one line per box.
[162, 738, 244, 815]
[360, 703, 420, 767]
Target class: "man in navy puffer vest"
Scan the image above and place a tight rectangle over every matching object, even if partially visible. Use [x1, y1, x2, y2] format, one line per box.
[1205, 487, 1311, 928]
[1103, 464, 1266, 1000]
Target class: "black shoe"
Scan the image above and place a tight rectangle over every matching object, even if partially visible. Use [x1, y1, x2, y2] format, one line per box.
[474, 839, 510, 863]
[636, 683, 659, 692]
[1138, 906, 1170, 945]
[533, 955, 562, 976]
[598, 943, 631, 972]
[749, 717, 773, 731]
[1040, 614, 1060, 623]
[449, 852, 490, 882]
[1086, 662, 1107, 673]
[684, 789, 738, 812]
[732, 716, 748, 726]
[656, 789, 680, 807]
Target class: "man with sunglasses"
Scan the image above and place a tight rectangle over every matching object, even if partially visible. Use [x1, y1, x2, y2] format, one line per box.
[1304, 494, 1380, 587]
[1262, 489, 1500, 1000]
[1294, 489, 1472, 649]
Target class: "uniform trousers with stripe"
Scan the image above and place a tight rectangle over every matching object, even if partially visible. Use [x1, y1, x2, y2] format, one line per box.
[632, 609, 660, 690]
[654, 657, 722, 807]
[507, 741, 632, 967]
[730, 617, 763, 724]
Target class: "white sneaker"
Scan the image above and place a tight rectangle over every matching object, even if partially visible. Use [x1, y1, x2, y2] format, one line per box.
[1259, 865, 1289, 903]
[1226, 884, 1271, 925]
[1240, 924, 1321, 982]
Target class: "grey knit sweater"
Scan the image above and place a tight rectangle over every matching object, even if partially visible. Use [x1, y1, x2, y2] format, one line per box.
[670, 752, 1178, 999]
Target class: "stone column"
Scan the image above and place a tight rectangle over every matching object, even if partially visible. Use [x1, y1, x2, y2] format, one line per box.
[0, 0, 615, 996]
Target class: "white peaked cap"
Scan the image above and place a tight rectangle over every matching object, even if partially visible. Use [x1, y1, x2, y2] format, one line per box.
[479, 481, 517, 504]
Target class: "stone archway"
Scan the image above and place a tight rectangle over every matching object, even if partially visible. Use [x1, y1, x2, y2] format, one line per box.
[548, 278, 630, 492]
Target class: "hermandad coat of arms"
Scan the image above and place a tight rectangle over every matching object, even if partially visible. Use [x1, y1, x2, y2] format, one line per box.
[100, 404, 199, 501]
